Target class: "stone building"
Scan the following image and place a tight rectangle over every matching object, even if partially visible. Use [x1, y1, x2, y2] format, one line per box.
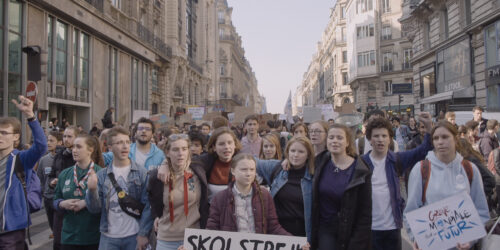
[1, 0, 262, 134]
[400, 0, 500, 114]
[293, 0, 354, 114]
[347, 0, 414, 113]
[216, 0, 262, 113]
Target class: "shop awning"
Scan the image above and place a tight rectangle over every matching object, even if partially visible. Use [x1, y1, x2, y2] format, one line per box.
[419, 91, 453, 104]
[419, 86, 475, 104]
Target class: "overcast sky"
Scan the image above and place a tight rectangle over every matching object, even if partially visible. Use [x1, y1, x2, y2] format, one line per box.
[227, 0, 336, 114]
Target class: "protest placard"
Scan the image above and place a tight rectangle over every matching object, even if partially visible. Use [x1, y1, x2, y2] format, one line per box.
[178, 113, 193, 125]
[183, 228, 307, 250]
[227, 113, 235, 123]
[318, 104, 338, 120]
[149, 114, 168, 128]
[234, 106, 254, 123]
[405, 192, 486, 250]
[302, 107, 322, 123]
[132, 110, 150, 123]
[187, 106, 206, 120]
[279, 114, 287, 121]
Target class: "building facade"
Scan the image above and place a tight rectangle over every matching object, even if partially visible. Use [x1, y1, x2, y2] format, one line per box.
[216, 0, 262, 113]
[1, 0, 262, 133]
[293, 0, 354, 115]
[347, 0, 414, 113]
[401, 0, 500, 115]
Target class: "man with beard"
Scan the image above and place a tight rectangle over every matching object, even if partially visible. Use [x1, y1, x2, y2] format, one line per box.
[48, 126, 78, 250]
[104, 117, 164, 170]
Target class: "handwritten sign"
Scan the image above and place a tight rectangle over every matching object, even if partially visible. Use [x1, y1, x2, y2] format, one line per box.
[302, 107, 322, 123]
[183, 228, 307, 250]
[405, 192, 486, 250]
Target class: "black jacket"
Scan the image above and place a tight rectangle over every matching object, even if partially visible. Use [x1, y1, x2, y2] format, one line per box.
[147, 163, 209, 229]
[466, 157, 495, 195]
[311, 154, 372, 250]
[102, 110, 113, 129]
[48, 147, 76, 181]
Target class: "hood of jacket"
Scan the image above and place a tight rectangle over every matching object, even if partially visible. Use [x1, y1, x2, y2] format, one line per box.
[426, 150, 464, 170]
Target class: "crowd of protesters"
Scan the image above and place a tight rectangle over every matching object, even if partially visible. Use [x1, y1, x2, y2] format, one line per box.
[1, 96, 500, 250]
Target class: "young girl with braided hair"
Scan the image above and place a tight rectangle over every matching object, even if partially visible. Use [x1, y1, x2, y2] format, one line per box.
[147, 134, 209, 250]
[206, 153, 292, 236]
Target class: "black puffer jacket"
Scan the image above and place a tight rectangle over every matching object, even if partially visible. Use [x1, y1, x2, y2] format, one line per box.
[311, 154, 372, 250]
[48, 147, 76, 183]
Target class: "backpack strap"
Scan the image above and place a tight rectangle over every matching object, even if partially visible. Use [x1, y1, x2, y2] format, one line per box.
[461, 159, 473, 186]
[358, 137, 365, 155]
[420, 159, 431, 204]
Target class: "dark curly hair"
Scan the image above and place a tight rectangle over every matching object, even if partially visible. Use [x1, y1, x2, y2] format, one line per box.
[365, 118, 394, 140]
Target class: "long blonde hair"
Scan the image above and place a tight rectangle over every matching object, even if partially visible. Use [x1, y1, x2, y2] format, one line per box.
[284, 136, 315, 175]
[162, 134, 192, 190]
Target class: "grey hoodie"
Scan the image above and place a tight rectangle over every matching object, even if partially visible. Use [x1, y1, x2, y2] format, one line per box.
[403, 151, 490, 243]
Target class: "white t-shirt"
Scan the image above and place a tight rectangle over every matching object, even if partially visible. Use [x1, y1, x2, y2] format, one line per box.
[135, 149, 148, 169]
[369, 154, 397, 230]
[103, 165, 140, 238]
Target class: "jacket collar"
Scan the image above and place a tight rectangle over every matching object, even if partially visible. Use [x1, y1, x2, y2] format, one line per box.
[345, 157, 371, 190]
[106, 158, 139, 174]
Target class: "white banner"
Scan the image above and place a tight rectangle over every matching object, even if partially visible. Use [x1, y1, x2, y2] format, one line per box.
[405, 192, 486, 250]
[187, 106, 206, 120]
[302, 107, 322, 123]
[183, 228, 307, 250]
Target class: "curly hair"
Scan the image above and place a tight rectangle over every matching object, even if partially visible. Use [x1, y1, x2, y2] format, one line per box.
[365, 118, 394, 140]
[206, 127, 242, 155]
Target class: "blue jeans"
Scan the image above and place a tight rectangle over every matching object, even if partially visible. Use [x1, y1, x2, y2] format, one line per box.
[156, 240, 183, 250]
[98, 234, 137, 250]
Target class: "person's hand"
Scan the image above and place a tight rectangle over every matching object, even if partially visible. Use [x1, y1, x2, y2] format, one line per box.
[157, 163, 170, 184]
[412, 241, 421, 250]
[456, 242, 471, 250]
[11, 95, 34, 118]
[59, 199, 78, 210]
[50, 178, 58, 187]
[87, 169, 98, 191]
[177, 246, 187, 250]
[154, 217, 160, 232]
[71, 200, 86, 212]
[136, 235, 149, 250]
[281, 159, 289, 171]
[418, 112, 433, 133]
[301, 242, 310, 250]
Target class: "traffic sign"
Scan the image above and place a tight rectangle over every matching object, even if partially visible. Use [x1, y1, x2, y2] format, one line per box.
[26, 81, 38, 103]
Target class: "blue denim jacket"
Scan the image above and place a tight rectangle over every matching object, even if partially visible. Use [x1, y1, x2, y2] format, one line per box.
[85, 160, 153, 236]
[256, 159, 313, 241]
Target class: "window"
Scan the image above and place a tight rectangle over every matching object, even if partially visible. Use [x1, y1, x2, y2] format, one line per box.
[442, 8, 449, 40]
[382, 52, 393, 72]
[382, 0, 390, 13]
[152, 103, 158, 115]
[220, 82, 227, 98]
[341, 27, 346, 42]
[219, 28, 224, 38]
[357, 24, 374, 39]
[132, 59, 139, 109]
[342, 72, 348, 85]
[384, 80, 392, 95]
[425, 21, 431, 49]
[436, 39, 471, 93]
[3, 0, 23, 118]
[341, 6, 346, 19]
[382, 25, 392, 40]
[178, 0, 182, 45]
[403, 49, 413, 70]
[56, 21, 68, 85]
[73, 30, 89, 101]
[111, 0, 121, 9]
[464, 0, 471, 26]
[220, 63, 225, 76]
[186, 0, 196, 59]
[356, 0, 373, 14]
[342, 51, 347, 63]
[152, 67, 159, 93]
[420, 67, 436, 98]
[142, 64, 149, 110]
[108, 48, 118, 109]
[218, 11, 224, 23]
[357, 50, 376, 67]
[485, 22, 500, 67]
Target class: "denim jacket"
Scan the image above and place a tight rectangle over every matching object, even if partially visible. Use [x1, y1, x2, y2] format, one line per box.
[256, 158, 313, 241]
[85, 160, 153, 236]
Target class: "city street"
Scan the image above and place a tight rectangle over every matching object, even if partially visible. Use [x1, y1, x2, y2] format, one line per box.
[27, 210, 53, 250]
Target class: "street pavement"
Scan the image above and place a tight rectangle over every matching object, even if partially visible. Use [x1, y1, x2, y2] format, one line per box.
[27, 207, 413, 250]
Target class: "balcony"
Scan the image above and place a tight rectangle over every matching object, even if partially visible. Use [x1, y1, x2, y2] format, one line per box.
[189, 58, 203, 74]
[218, 18, 225, 24]
[47, 91, 88, 103]
[84, 0, 104, 12]
[381, 63, 394, 73]
[137, 23, 172, 59]
[219, 35, 235, 42]
[402, 62, 412, 70]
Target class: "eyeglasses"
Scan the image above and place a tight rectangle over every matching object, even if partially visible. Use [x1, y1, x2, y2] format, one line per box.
[111, 140, 131, 146]
[168, 134, 189, 141]
[309, 130, 325, 135]
[137, 127, 152, 132]
[0, 131, 16, 136]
